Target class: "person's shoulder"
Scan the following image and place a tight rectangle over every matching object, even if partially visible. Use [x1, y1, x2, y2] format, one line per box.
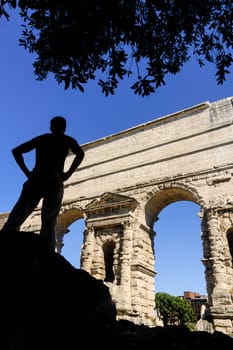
[31, 133, 52, 145]
[34, 133, 50, 140]
[18, 133, 48, 145]
[64, 134, 84, 153]
[64, 134, 79, 143]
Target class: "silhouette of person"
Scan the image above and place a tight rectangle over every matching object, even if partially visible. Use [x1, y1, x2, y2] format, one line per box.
[2, 116, 85, 250]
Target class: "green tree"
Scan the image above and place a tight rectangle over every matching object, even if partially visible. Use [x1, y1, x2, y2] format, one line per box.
[155, 292, 196, 327]
[1, 0, 232, 96]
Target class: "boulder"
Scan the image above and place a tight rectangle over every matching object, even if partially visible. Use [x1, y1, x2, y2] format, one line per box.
[0, 229, 233, 350]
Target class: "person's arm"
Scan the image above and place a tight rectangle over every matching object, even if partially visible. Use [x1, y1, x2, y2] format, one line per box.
[63, 142, 85, 181]
[12, 139, 36, 178]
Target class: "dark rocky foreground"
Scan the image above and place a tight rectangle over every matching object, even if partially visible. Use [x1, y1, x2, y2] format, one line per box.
[0, 230, 233, 350]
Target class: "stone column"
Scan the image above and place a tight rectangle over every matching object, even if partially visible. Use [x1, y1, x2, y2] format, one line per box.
[117, 220, 133, 312]
[205, 209, 228, 295]
[80, 224, 95, 274]
[203, 208, 233, 335]
[55, 233, 65, 254]
[55, 224, 69, 254]
[129, 222, 155, 325]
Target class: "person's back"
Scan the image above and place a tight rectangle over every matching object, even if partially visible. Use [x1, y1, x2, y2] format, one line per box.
[2, 116, 85, 250]
[28, 132, 83, 176]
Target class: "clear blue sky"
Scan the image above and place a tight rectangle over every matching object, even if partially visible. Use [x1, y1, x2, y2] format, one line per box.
[0, 11, 232, 296]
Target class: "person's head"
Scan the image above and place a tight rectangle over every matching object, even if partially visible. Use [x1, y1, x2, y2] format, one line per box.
[50, 116, 66, 134]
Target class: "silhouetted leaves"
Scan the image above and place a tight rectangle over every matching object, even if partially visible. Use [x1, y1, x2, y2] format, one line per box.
[0, 0, 232, 96]
[0, 0, 16, 20]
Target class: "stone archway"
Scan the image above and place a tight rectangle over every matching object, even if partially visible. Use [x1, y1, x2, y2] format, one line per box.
[144, 183, 202, 228]
[1, 96, 233, 334]
[143, 185, 204, 318]
[152, 200, 202, 295]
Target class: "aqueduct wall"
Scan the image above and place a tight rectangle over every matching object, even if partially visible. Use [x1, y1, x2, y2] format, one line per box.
[1, 96, 233, 335]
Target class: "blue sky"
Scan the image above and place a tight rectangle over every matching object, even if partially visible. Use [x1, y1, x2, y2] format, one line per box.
[0, 11, 232, 296]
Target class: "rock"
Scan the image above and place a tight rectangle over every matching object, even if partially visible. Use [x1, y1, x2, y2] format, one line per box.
[0, 229, 233, 350]
[0, 230, 116, 349]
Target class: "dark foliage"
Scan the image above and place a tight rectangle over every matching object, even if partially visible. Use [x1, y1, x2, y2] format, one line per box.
[0, 1, 232, 96]
[155, 292, 196, 326]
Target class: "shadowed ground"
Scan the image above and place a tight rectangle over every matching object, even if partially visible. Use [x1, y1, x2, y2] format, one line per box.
[0, 229, 233, 349]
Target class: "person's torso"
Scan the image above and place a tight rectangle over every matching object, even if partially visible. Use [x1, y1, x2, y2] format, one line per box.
[32, 133, 75, 175]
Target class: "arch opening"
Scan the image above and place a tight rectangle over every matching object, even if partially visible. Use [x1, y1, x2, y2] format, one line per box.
[153, 200, 206, 299]
[227, 228, 233, 266]
[61, 219, 85, 268]
[145, 186, 201, 228]
[103, 240, 116, 282]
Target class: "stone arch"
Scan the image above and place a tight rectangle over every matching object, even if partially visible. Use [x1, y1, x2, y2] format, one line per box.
[144, 182, 203, 228]
[55, 206, 84, 253]
[143, 184, 204, 305]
